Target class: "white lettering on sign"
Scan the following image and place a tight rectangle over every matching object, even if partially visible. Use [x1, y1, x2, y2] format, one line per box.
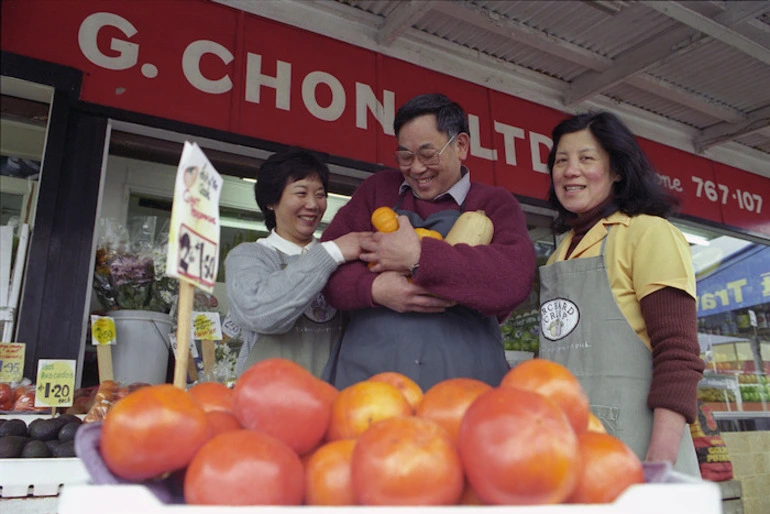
[78, 12, 139, 71]
[245, 53, 292, 110]
[183, 40, 234, 94]
[690, 175, 763, 214]
[75, 12, 554, 170]
[302, 71, 345, 122]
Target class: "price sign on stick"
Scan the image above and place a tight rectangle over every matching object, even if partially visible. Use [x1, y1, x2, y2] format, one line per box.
[0, 342, 25, 383]
[166, 142, 223, 293]
[90, 315, 115, 383]
[166, 142, 222, 388]
[35, 359, 76, 408]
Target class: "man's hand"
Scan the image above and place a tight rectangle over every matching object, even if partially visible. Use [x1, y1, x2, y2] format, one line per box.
[372, 271, 456, 313]
[361, 215, 421, 273]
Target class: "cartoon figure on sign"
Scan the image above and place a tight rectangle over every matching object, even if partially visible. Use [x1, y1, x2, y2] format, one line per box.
[184, 166, 199, 190]
[547, 319, 564, 339]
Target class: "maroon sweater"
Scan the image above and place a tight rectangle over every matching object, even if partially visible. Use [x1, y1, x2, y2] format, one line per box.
[321, 169, 536, 322]
[566, 203, 705, 423]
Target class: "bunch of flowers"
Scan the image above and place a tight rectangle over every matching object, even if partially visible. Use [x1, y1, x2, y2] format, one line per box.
[92, 217, 177, 313]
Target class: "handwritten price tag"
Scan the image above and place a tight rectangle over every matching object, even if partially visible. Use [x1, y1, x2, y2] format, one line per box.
[166, 141, 223, 293]
[91, 315, 117, 346]
[35, 359, 76, 408]
[192, 311, 222, 341]
[0, 342, 25, 383]
[176, 224, 218, 288]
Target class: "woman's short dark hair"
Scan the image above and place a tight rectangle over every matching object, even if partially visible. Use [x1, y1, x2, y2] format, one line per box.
[546, 111, 678, 232]
[255, 148, 330, 231]
[394, 93, 469, 139]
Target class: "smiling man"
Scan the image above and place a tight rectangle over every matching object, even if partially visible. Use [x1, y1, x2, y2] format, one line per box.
[320, 93, 536, 390]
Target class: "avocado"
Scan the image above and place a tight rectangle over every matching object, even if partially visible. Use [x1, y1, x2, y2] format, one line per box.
[44, 439, 61, 453]
[29, 418, 60, 441]
[52, 439, 76, 458]
[22, 439, 52, 458]
[57, 422, 81, 442]
[0, 419, 28, 437]
[56, 414, 82, 426]
[0, 435, 30, 457]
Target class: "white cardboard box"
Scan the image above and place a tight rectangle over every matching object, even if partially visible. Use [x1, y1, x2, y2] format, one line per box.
[56, 481, 722, 514]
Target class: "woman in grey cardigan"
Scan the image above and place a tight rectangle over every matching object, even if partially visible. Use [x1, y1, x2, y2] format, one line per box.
[225, 148, 371, 377]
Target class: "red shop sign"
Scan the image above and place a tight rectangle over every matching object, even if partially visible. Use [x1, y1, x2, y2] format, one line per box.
[2, 0, 767, 238]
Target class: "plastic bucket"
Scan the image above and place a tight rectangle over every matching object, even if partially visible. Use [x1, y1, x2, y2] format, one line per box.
[110, 310, 173, 385]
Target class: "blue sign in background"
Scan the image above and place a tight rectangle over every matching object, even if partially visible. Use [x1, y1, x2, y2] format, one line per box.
[696, 245, 770, 318]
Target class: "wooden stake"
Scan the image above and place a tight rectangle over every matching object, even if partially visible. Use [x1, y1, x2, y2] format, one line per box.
[173, 282, 195, 389]
[202, 340, 216, 379]
[96, 345, 114, 382]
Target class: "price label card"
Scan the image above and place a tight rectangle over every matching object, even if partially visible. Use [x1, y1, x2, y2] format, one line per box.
[221, 312, 241, 339]
[169, 333, 200, 359]
[91, 315, 117, 345]
[35, 359, 76, 408]
[166, 141, 223, 293]
[192, 311, 222, 341]
[0, 342, 25, 383]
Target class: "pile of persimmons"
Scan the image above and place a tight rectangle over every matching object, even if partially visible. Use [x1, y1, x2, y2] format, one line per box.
[98, 357, 645, 506]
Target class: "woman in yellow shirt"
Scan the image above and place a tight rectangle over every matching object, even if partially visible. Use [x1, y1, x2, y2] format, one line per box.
[539, 111, 705, 476]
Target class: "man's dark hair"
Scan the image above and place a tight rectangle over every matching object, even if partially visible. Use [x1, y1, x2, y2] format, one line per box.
[394, 93, 469, 139]
[546, 111, 678, 233]
[255, 148, 330, 231]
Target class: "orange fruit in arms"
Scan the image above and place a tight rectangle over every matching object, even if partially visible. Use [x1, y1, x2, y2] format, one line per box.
[587, 412, 607, 433]
[368, 371, 424, 412]
[415, 377, 491, 446]
[371, 206, 399, 232]
[184, 430, 304, 505]
[326, 381, 412, 441]
[414, 228, 443, 240]
[458, 387, 580, 505]
[101, 384, 208, 481]
[233, 358, 333, 455]
[500, 358, 590, 434]
[351, 416, 464, 505]
[567, 432, 644, 504]
[305, 439, 357, 505]
[188, 381, 234, 413]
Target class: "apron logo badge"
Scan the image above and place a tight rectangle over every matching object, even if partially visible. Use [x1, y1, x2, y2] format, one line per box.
[540, 298, 579, 341]
[304, 293, 337, 323]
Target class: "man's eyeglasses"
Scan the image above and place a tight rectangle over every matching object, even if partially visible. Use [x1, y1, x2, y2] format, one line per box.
[393, 134, 457, 168]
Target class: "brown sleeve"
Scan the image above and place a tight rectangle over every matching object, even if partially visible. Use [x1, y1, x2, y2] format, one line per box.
[641, 287, 705, 424]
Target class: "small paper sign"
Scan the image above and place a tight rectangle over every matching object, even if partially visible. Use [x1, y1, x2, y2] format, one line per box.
[0, 342, 25, 383]
[169, 333, 200, 359]
[166, 142, 223, 293]
[35, 359, 76, 408]
[221, 312, 241, 339]
[91, 315, 117, 346]
[192, 311, 222, 341]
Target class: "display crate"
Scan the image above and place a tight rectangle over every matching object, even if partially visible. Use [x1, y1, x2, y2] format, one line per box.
[57, 480, 722, 514]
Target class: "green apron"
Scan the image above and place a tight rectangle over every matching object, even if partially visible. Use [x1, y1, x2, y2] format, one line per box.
[538, 229, 699, 476]
[324, 197, 509, 392]
[244, 251, 343, 378]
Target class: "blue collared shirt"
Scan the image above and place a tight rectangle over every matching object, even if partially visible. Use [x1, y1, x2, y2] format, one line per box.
[398, 166, 471, 206]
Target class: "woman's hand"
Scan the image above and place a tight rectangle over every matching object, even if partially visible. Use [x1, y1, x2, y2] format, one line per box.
[334, 231, 374, 262]
[645, 408, 687, 464]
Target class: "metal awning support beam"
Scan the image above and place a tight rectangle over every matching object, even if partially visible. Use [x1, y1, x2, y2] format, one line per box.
[565, 25, 698, 107]
[376, 0, 438, 46]
[432, 1, 612, 71]
[643, 1, 770, 66]
[695, 105, 770, 152]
